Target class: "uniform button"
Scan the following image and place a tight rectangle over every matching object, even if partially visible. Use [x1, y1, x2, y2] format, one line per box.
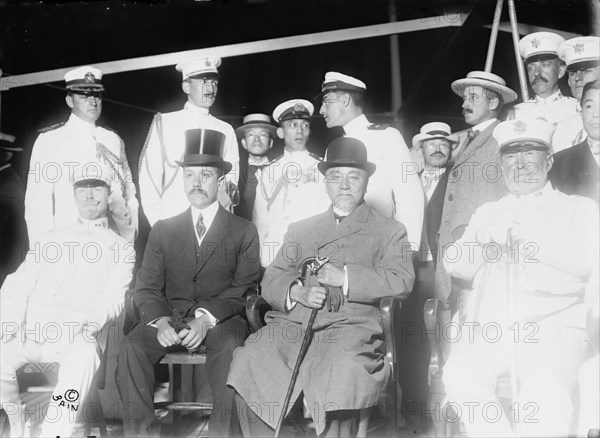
[448, 194, 454, 201]
[452, 170, 458, 178]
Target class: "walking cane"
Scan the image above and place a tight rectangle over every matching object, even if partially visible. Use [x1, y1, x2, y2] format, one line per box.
[506, 229, 521, 435]
[274, 256, 330, 438]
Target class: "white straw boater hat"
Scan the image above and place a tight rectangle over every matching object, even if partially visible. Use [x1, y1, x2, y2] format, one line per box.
[451, 71, 518, 104]
[235, 113, 277, 139]
[412, 122, 460, 150]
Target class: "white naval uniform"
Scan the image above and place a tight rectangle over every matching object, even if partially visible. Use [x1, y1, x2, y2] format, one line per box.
[253, 149, 330, 267]
[0, 217, 134, 438]
[343, 114, 424, 247]
[552, 111, 586, 154]
[138, 102, 240, 225]
[24, 114, 138, 244]
[442, 184, 599, 438]
[511, 90, 579, 126]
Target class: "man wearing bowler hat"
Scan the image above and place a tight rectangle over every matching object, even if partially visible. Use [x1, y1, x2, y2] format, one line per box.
[139, 57, 240, 225]
[228, 137, 414, 437]
[118, 128, 259, 438]
[234, 113, 278, 221]
[25, 65, 138, 244]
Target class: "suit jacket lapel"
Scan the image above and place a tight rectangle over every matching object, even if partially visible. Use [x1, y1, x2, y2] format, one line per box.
[454, 121, 498, 167]
[195, 206, 230, 276]
[176, 208, 198, 274]
[570, 142, 597, 178]
[429, 168, 450, 204]
[316, 203, 369, 250]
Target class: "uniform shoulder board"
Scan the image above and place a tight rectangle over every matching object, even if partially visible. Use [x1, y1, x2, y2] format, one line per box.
[367, 123, 391, 130]
[38, 122, 65, 133]
[268, 154, 284, 164]
[309, 152, 323, 161]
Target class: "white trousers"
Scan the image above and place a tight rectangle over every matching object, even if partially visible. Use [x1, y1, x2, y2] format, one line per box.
[578, 353, 599, 437]
[442, 325, 587, 438]
[0, 334, 100, 437]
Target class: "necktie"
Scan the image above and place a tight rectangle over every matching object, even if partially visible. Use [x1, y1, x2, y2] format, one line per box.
[421, 172, 436, 200]
[195, 213, 206, 241]
[334, 213, 347, 223]
[464, 129, 479, 149]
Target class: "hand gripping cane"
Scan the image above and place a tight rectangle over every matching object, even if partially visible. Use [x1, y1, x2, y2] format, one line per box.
[274, 256, 330, 438]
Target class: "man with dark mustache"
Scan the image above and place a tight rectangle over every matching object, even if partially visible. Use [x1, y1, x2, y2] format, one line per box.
[435, 71, 517, 339]
[139, 57, 240, 226]
[510, 32, 578, 126]
[119, 128, 259, 438]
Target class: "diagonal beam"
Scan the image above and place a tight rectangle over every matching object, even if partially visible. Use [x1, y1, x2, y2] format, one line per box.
[1, 13, 469, 90]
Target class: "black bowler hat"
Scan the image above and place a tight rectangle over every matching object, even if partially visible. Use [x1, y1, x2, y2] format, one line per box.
[176, 129, 232, 174]
[318, 137, 376, 176]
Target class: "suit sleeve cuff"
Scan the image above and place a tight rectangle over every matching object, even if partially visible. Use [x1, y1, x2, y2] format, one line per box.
[342, 264, 349, 297]
[194, 308, 219, 326]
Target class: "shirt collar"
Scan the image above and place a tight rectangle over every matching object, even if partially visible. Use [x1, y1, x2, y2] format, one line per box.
[184, 101, 210, 116]
[283, 148, 310, 158]
[471, 118, 497, 133]
[68, 113, 96, 133]
[77, 216, 109, 230]
[191, 200, 219, 231]
[533, 89, 562, 103]
[248, 156, 270, 166]
[422, 166, 447, 180]
[511, 181, 555, 202]
[343, 114, 369, 135]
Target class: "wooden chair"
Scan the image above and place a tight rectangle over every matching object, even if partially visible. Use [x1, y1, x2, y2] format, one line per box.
[246, 294, 403, 436]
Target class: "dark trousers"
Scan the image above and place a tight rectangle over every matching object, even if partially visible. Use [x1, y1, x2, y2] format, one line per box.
[234, 392, 359, 438]
[117, 316, 249, 437]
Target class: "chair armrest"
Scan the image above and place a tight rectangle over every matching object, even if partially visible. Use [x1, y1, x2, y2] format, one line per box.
[246, 295, 272, 334]
[424, 298, 443, 382]
[380, 296, 402, 382]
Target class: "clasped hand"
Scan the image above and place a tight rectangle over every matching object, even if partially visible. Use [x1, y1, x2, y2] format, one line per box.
[156, 315, 212, 351]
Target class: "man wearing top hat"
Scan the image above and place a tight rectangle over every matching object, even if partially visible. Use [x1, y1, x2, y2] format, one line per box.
[412, 122, 459, 265]
[318, 71, 424, 248]
[253, 99, 330, 269]
[1, 164, 134, 438]
[24, 66, 138, 245]
[436, 71, 517, 325]
[228, 137, 414, 437]
[442, 119, 598, 437]
[139, 57, 240, 226]
[550, 79, 600, 204]
[234, 113, 278, 221]
[510, 32, 579, 126]
[0, 132, 27, 287]
[553, 36, 600, 152]
[118, 128, 259, 438]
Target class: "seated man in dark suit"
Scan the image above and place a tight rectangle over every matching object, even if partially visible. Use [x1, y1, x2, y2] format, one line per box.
[550, 79, 600, 204]
[118, 128, 260, 438]
[228, 137, 415, 437]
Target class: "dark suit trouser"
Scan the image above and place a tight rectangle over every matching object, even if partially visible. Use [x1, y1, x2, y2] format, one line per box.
[118, 316, 249, 437]
[234, 392, 359, 437]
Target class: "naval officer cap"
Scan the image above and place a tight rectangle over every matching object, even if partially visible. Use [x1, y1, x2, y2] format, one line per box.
[519, 32, 565, 63]
[558, 36, 600, 72]
[64, 66, 104, 94]
[176, 57, 221, 80]
[272, 99, 314, 124]
[317, 72, 367, 99]
[493, 119, 555, 152]
[72, 164, 114, 188]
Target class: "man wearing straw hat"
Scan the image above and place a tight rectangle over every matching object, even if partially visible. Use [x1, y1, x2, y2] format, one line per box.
[119, 128, 259, 438]
[234, 113, 277, 221]
[436, 71, 517, 322]
[510, 32, 578, 126]
[139, 57, 240, 225]
[229, 136, 414, 438]
[553, 36, 600, 152]
[24, 66, 138, 244]
[0, 132, 27, 287]
[442, 119, 598, 437]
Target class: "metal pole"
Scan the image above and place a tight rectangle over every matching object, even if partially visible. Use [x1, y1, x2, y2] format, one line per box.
[484, 0, 504, 72]
[507, 0, 529, 101]
[389, 0, 402, 112]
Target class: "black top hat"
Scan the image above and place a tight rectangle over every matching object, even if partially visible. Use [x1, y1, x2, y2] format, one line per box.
[175, 129, 232, 174]
[318, 137, 376, 176]
[0, 132, 22, 152]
